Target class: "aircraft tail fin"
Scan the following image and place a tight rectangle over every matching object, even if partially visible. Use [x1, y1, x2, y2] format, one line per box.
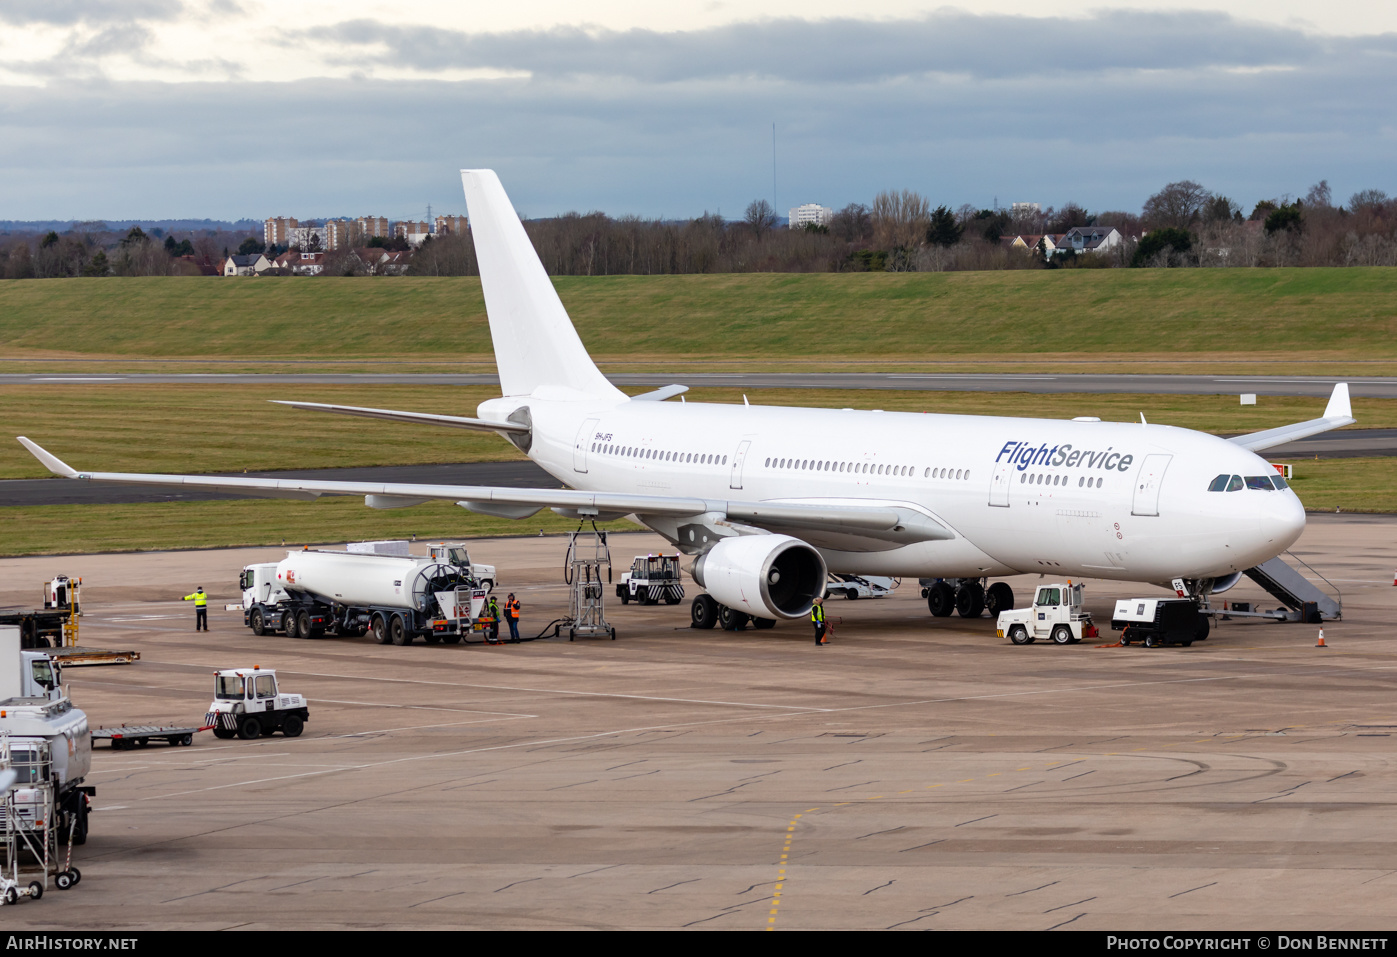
[460, 170, 623, 400]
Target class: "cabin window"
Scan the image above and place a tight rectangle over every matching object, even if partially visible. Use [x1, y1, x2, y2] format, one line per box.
[1227, 474, 1243, 491]
[1207, 474, 1230, 492]
[1245, 475, 1275, 491]
[1036, 587, 1061, 606]
[1272, 474, 1289, 489]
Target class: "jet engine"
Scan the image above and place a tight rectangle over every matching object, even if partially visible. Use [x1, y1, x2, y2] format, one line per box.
[691, 534, 827, 621]
[1207, 571, 1244, 595]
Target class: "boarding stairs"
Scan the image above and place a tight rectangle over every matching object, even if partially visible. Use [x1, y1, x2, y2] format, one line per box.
[1241, 553, 1342, 622]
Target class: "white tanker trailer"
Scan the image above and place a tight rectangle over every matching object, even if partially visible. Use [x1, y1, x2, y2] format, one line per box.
[241, 550, 479, 646]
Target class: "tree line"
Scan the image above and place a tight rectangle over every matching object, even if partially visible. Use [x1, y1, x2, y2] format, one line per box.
[3, 179, 1395, 279]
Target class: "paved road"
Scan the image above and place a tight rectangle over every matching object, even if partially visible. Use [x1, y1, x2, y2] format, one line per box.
[3, 429, 1389, 507]
[4, 371, 1397, 398]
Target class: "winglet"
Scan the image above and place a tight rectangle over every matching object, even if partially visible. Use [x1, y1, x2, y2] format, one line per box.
[1324, 382, 1351, 420]
[17, 437, 79, 478]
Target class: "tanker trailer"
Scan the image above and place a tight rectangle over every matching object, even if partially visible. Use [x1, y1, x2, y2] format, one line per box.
[253, 551, 474, 646]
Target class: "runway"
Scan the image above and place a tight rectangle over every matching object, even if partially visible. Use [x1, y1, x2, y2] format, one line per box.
[5, 371, 1397, 398]
[2, 431, 1389, 507]
[2, 515, 1394, 930]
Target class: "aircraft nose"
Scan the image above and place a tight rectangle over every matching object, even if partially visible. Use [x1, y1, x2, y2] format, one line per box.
[1257, 489, 1306, 554]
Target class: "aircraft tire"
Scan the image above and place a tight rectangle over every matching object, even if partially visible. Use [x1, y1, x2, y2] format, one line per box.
[956, 582, 986, 618]
[927, 582, 956, 618]
[986, 582, 1015, 617]
[691, 595, 718, 630]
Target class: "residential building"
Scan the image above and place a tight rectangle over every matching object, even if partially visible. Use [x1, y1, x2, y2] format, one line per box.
[787, 203, 833, 229]
[271, 251, 326, 276]
[223, 254, 271, 276]
[379, 249, 412, 275]
[288, 224, 327, 252]
[356, 216, 389, 239]
[435, 214, 468, 236]
[1059, 226, 1124, 254]
[395, 220, 431, 247]
[324, 220, 351, 251]
[264, 217, 298, 247]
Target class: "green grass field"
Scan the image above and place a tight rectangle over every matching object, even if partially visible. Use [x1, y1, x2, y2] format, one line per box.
[2, 270, 1395, 372]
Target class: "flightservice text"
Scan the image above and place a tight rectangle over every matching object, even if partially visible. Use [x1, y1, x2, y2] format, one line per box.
[996, 441, 1135, 474]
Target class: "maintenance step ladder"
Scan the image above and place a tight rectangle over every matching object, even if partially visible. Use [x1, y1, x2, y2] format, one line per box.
[1242, 553, 1342, 622]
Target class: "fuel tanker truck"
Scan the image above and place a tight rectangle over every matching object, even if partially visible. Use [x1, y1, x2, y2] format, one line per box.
[240, 550, 481, 646]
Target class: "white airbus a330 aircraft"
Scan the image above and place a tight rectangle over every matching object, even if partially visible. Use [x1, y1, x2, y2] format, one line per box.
[19, 170, 1355, 628]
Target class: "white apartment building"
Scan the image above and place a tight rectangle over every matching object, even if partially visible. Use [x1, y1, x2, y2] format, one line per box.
[395, 220, 432, 247]
[788, 203, 833, 229]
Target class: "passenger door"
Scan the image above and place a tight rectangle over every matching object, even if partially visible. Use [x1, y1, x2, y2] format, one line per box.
[1131, 453, 1172, 517]
[573, 418, 599, 474]
[988, 460, 1013, 507]
[729, 439, 752, 490]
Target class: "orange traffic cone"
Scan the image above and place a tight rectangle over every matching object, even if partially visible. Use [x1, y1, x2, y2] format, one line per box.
[1316, 628, 1328, 648]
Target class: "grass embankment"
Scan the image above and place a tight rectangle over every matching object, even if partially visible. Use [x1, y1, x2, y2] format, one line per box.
[2, 270, 1395, 373]
[5, 384, 1392, 480]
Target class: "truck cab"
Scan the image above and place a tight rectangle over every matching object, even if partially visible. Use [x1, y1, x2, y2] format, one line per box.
[617, 554, 684, 605]
[997, 583, 1099, 645]
[428, 543, 496, 591]
[205, 667, 309, 740]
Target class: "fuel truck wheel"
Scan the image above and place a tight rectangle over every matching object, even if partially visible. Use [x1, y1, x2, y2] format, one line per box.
[295, 610, 313, 639]
[249, 607, 266, 636]
[390, 615, 410, 646]
[927, 582, 956, 618]
[956, 582, 986, 618]
[372, 614, 390, 644]
[690, 594, 718, 630]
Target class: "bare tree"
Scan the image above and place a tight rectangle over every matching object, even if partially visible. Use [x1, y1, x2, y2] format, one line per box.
[1305, 180, 1333, 209]
[744, 200, 778, 241]
[871, 189, 930, 251]
[1141, 180, 1211, 230]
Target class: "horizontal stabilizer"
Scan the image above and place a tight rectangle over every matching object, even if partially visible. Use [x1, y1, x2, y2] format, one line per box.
[273, 400, 530, 434]
[630, 385, 689, 402]
[1227, 382, 1356, 452]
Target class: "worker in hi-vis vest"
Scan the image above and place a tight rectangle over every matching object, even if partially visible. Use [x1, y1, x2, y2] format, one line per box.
[183, 586, 209, 632]
[811, 596, 828, 646]
[505, 593, 521, 643]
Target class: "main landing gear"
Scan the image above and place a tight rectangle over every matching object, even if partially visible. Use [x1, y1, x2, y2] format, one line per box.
[690, 594, 776, 632]
[923, 578, 1014, 619]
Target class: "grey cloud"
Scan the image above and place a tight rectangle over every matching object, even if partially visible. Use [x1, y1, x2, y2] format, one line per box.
[0, 0, 182, 26]
[297, 10, 1342, 83]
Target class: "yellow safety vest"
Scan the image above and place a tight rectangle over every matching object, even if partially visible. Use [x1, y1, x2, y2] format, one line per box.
[811, 604, 825, 624]
[184, 591, 207, 607]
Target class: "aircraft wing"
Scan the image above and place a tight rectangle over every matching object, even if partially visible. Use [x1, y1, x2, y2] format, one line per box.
[16, 437, 953, 545]
[1226, 383, 1356, 453]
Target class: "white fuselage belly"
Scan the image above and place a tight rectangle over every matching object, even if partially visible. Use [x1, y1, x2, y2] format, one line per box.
[481, 396, 1306, 584]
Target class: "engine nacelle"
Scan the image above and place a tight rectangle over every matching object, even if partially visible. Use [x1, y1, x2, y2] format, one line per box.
[691, 534, 827, 621]
[1208, 571, 1245, 595]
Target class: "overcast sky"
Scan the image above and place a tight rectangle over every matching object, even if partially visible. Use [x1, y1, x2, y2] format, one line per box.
[0, 1, 1393, 222]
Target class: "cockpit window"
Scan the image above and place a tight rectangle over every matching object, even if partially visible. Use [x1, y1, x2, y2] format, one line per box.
[1245, 475, 1275, 491]
[1272, 474, 1289, 490]
[1207, 474, 1230, 492]
[1227, 475, 1243, 492]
